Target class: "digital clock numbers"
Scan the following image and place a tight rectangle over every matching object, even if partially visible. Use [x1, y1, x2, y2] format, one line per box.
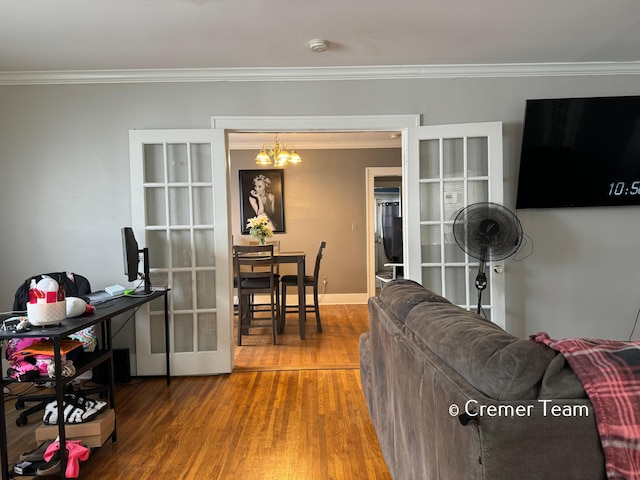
[609, 181, 640, 196]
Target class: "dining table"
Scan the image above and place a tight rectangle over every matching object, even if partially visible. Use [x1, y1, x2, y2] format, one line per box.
[274, 250, 308, 339]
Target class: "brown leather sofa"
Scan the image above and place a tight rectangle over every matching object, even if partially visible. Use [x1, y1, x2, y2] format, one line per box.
[359, 279, 606, 480]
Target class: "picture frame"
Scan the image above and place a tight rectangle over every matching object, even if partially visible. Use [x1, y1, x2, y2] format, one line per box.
[239, 169, 286, 234]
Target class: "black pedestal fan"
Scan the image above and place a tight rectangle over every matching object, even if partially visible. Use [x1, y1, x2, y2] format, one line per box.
[452, 202, 523, 315]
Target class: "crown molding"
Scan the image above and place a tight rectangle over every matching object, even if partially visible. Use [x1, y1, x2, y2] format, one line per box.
[1, 62, 640, 86]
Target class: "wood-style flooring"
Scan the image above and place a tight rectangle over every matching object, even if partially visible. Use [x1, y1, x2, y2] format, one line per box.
[3, 304, 391, 479]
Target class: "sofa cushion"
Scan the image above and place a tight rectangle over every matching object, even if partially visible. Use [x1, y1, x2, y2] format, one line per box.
[537, 351, 587, 399]
[378, 279, 451, 323]
[404, 301, 557, 400]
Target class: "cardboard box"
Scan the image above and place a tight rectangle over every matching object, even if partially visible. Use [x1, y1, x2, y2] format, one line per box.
[35, 409, 115, 448]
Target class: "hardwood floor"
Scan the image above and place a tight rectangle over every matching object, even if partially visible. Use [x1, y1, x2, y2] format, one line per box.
[3, 305, 391, 479]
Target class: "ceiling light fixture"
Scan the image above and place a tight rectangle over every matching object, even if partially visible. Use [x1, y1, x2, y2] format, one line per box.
[255, 134, 302, 167]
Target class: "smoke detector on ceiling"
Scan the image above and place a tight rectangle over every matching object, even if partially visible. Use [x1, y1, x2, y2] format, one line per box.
[309, 39, 329, 53]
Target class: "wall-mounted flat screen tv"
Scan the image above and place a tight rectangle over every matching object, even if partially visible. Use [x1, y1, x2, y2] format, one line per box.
[516, 95, 640, 209]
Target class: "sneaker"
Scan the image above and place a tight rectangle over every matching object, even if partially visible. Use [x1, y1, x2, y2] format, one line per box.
[43, 394, 107, 425]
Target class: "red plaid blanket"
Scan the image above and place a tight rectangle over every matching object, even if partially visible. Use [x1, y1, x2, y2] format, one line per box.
[531, 332, 640, 480]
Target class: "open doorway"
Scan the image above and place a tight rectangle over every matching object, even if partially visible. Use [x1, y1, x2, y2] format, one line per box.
[366, 167, 403, 298]
[373, 175, 402, 294]
[229, 134, 402, 302]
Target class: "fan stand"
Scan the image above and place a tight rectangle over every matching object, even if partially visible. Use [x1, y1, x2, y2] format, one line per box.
[452, 202, 524, 318]
[474, 259, 487, 315]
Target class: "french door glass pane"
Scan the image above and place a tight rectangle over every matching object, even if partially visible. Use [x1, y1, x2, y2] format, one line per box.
[150, 272, 168, 294]
[145, 188, 167, 226]
[171, 230, 192, 268]
[198, 313, 217, 352]
[419, 139, 439, 178]
[147, 231, 169, 269]
[421, 267, 442, 293]
[193, 186, 214, 225]
[190, 144, 212, 182]
[173, 314, 194, 353]
[445, 240, 465, 262]
[194, 229, 215, 267]
[442, 138, 464, 177]
[419, 182, 440, 221]
[167, 144, 188, 183]
[445, 267, 467, 304]
[196, 271, 216, 309]
[169, 187, 190, 225]
[467, 137, 489, 175]
[143, 144, 165, 183]
[420, 224, 441, 262]
[468, 180, 488, 204]
[148, 297, 164, 314]
[443, 180, 464, 220]
[172, 271, 193, 311]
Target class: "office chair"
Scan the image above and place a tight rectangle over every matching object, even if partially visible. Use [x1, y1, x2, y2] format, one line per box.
[280, 241, 326, 334]
[233, 244, 280, 345]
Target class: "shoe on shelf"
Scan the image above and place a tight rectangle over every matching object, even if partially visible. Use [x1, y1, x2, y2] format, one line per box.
[36, 450, 61, 477]
[18, 439, 55, 463]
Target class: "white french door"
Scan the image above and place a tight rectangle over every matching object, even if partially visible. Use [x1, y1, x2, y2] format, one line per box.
[129, 129, 232, 375]
[404, 122, 506, 327]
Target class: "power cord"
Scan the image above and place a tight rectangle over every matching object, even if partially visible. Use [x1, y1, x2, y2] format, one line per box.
[111, 306, 141, 338]
[628, 306, 640, 341]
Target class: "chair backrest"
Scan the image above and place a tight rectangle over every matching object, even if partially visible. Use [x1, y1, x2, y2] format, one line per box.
[248, 240, 280, 273]
[233, 244, 277, 291]
[313, 241, 327, 281]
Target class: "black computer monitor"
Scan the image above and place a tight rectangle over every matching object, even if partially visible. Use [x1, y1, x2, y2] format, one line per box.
[121, 227, 151, 293]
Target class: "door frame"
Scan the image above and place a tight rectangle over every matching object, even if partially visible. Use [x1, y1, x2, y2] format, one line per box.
[212, 114, 420, 307]
[366, 166, 403, 298]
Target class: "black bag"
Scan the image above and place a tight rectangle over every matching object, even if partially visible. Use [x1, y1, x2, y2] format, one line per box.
[13, 272, 91, 311]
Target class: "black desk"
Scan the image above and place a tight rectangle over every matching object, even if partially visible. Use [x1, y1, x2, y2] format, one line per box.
[0, 289, 170, 480]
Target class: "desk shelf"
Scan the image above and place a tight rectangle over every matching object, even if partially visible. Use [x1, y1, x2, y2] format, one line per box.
[0, 290, 170, 480]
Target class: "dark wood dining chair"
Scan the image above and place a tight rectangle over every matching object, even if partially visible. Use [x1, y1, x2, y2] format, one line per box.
[280, 241, 326, 334]
[233, 244, 280, 345]
[249, 240, 281, 275]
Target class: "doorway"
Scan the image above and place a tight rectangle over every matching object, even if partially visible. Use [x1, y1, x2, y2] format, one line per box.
[366, 167, 403, 298]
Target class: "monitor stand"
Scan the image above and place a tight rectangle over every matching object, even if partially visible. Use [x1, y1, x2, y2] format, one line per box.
[139, 247, 151, 294]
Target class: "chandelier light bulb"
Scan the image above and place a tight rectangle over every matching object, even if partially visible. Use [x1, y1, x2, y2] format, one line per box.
[255, 134, 302, 167]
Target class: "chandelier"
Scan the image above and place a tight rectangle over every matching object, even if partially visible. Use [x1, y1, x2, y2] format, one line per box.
[255, 134, 302, 167]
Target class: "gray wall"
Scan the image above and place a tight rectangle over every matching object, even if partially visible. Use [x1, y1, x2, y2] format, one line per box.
[1, 74, 640, 350]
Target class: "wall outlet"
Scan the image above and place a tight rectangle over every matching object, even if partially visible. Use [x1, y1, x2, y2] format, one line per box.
[322, 276, 327, 283]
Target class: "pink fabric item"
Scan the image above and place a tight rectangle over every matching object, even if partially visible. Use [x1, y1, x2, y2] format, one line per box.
[65, 441, 90, 478]
[43, 438, 90, 478]
[531, 332, 640, 480]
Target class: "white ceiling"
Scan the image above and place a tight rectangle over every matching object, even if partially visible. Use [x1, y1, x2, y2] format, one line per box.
[2, 0, 640, 75]
[3, 1, 638, 147]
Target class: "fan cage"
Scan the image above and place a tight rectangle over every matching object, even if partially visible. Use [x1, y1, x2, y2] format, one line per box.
[452, 202, 523, 262]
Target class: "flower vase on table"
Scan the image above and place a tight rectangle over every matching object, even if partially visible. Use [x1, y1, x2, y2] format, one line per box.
[246, 214, 273, 245]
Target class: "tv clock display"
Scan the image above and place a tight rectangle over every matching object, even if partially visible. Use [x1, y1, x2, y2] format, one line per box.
[516, 95, 640, 209]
